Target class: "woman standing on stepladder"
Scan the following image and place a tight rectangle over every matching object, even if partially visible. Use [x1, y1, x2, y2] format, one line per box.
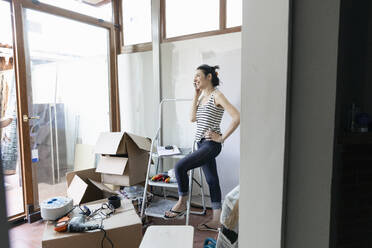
[164, 64, 240, 232]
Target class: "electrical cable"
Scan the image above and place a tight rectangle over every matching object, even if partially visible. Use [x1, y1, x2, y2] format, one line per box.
[55, 203, 115, 247]
[53, 205, 77, 221]
[100, 218, 114, 248]
[100, 228, 114, 248]
[89, 203, 115, 219]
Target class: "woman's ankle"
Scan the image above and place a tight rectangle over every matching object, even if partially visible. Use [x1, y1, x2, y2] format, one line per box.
[179, 196, 188, 205]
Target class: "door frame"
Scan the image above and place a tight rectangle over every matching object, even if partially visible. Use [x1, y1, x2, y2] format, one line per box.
[9, 0, 120, 221]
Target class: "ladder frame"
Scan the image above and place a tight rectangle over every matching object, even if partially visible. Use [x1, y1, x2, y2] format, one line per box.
[140, 98, 207, 225]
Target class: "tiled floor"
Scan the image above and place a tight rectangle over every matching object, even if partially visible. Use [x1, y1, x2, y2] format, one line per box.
[8, 208, 218, 248]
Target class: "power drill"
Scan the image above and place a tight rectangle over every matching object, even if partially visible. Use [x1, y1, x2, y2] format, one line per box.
[67, 215, 100, 232]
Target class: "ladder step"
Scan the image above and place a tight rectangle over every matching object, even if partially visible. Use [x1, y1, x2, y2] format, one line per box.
[152, 147, 192, 159]
[152, 153, 188, 159]
[145, 198, 178, 218]
[148, 180, 179, 188]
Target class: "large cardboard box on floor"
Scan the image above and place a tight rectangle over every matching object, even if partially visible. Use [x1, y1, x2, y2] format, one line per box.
[42, 198, 142, 248]
[66, 168, 116, 205]
[95, 132, 151, 186]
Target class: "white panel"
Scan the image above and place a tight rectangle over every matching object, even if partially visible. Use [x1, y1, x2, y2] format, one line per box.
[118, 51, 158, 139]
[240, 0, 289, 247]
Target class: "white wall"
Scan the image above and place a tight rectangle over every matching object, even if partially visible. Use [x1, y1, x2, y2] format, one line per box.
[118, 32, 241, 199]
[240, 0, 289, 247]
[118, 51, 157, 139]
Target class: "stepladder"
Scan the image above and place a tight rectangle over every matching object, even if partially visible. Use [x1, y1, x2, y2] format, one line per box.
[140, 98, 207, 225]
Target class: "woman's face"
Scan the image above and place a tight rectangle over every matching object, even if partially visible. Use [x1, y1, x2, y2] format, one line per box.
[194, 69, 212, 90]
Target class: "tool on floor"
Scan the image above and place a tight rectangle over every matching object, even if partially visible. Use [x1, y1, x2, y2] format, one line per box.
[68, 215, 100, 232]
[140, 98, 207, 225]
[53, 207, 99, 233]
[54, 216, 70, 232]
[53, 202, 115, 248]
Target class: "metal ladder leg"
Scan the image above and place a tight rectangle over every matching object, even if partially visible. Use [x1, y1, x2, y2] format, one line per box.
[140, 158, 152, 218]
[186, 169, 194, 225]
[200, 167, 206, 214]
[189, 167, 207, 215]
[140, 130, 158, 218]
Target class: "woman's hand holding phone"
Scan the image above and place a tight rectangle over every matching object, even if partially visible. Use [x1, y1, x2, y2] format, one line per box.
[193, 80, 201, 97]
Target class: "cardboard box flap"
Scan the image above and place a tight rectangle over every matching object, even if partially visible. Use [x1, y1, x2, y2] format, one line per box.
[126, 132, 151, 151]
[96, 156, 128, 175]
[67, 175, 88, 205]
[66, 168, 101, 187]
[88, 179, 117, 194]
[94, 132, 127, 155]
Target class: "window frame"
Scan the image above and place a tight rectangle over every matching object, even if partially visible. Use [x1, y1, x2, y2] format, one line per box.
[120, 0, 241, 54]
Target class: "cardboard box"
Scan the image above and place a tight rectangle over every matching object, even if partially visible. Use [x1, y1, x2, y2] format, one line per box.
[42, 199, 142, 248]
[66, 168, 115, 205]
[95, 132, 151, 186]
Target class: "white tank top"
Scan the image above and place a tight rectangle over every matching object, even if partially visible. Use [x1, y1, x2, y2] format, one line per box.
[195, 91, 224, 142]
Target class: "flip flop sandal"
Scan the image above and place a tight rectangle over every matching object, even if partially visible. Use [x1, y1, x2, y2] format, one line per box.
[197, 223, 218, 232]
[163, 208, 186, 219]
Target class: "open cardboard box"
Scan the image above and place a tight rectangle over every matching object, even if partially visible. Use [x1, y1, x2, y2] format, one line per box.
[42, 198, 142, 248]
[95, 132, 151, 186]
[66, 168, 116, 205]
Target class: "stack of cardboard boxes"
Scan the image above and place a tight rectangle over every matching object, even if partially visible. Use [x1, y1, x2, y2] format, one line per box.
[42, 131, 152, 248]
[95, 132, 151, 186]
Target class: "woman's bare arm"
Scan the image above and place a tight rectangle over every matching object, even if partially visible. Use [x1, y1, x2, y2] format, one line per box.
[190, 89, 201, 122]
[208, 91, 240, 142]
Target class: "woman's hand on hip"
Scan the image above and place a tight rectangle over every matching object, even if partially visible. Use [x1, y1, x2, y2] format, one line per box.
[205, 130, 223, 143]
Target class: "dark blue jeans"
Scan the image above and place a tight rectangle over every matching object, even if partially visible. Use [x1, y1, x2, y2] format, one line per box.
[174, 138, 222, 209]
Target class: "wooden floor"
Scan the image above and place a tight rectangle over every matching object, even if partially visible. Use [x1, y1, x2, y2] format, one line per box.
[9, 220, 45, 248]
[9, 208, 218, 248]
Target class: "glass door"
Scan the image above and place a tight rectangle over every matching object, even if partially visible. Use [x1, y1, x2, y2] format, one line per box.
[0, 0, 25, 218]
[22, 8, 111, 207]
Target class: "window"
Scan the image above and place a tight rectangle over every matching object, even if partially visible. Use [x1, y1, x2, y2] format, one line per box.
[38, 0, 112, 22]
[226, 0, 242, 28]
[0, 0, 12, 45]
[165, 0, 220, 38]
[120, 0, 242, 53]
[122, 0, 152, 46]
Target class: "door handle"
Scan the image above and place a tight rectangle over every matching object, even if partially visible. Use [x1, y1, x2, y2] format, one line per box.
[23, 115, 40, 123]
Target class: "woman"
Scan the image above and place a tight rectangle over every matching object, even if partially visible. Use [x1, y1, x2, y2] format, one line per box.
[164, 64, 240, 232]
